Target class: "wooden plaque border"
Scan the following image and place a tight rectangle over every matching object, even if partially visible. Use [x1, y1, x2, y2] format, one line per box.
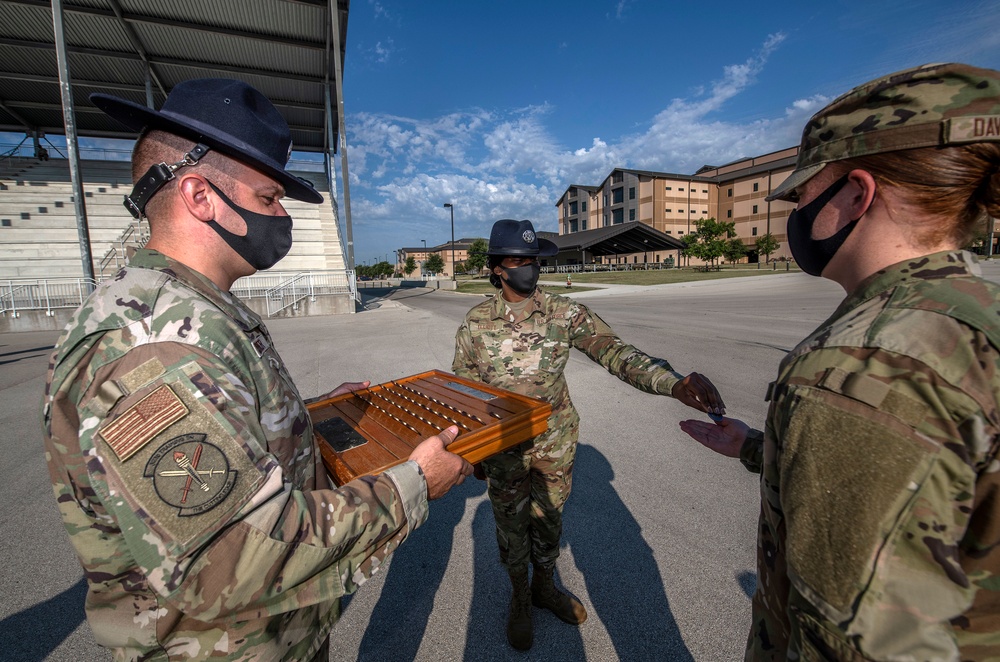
[307, 370, 551, 486]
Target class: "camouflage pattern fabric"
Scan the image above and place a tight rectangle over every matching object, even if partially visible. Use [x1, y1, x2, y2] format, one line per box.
[41, 248, 428, 661]
[769, 62, 1000, 201]
[453, 287, 682, 571]
[740, 251, 1000, 660]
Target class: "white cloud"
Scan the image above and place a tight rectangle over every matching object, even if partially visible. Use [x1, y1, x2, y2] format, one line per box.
[344, 34, 809, 249]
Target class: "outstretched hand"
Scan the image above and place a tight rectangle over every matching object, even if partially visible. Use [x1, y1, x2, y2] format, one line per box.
[314, 381, 371, 402]
[409, 426, 474, 500]
[678, 416, 748, 458]
[671, 372, 726, 415]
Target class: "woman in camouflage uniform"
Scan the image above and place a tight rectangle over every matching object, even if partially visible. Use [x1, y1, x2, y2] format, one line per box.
[453, 219, 725, 650]
[681, 63, 1000, 660]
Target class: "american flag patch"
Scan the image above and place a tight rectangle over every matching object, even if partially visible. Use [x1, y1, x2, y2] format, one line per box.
[100, 384, 188, 462]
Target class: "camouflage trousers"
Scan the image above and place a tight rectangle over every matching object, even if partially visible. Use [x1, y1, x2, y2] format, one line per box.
[482, 418, 578, 572]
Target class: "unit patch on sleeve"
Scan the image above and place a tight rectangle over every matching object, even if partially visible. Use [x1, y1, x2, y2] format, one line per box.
[100, 384, 189, 461]
[143, 433, 237, 516]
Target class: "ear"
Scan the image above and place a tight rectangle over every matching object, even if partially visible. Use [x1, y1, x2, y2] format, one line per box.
[176, 174, 216, 223]
[846, 169, 877, 221]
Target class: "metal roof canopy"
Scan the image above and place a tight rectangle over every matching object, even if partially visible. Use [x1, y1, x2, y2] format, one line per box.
[547, 222, 684, 258]
[0, 0, 357, 278]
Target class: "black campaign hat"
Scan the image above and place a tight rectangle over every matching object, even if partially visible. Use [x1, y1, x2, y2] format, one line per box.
[91, 78, 323, 204]
[487, 219, 558, 257]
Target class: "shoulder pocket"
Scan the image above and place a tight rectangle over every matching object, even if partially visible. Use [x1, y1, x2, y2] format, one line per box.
[95, 363, 268, 562]
[779, 384, 939, 622]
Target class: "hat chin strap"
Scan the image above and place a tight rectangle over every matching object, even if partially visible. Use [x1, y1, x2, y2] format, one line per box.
[124, 143, 211, 219]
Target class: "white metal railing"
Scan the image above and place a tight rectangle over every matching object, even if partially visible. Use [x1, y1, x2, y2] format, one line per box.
[0, 278, 96, 317]
[541, 260, 675, 274]
[232, 269, 358, 316]
[0, 270, 356, 319]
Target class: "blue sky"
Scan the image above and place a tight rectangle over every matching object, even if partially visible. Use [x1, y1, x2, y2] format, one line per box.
[4, 0, 1000, 268]
[338, 0, 1000, 265]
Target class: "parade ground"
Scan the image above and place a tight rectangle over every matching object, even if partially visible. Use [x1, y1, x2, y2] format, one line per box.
[4, 264, 999, 661]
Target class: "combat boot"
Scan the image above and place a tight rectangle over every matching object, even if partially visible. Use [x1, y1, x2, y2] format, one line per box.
[531, 564, 587, 624]
[506, 567, 533, 650]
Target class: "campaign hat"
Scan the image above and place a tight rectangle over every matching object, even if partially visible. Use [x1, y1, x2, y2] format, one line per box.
[91, 78, 322, 203]
[487, 219, 558, 257]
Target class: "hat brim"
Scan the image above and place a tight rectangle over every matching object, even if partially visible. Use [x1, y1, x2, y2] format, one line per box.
[489, 237, 559, 257]
[765, 163, 826, 202]
[91, 93, 324, 204]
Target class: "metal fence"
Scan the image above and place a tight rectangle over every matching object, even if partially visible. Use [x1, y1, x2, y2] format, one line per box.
[232, 269, 358, 315]
[1, 269, 356, 319]
[0, 278, 97, 317]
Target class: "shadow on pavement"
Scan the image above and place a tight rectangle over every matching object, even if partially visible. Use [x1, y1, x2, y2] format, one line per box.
[564, 443, 695, 661]
[0, 576, 87, 662]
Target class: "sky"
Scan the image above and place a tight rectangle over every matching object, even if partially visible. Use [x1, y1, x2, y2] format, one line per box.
[334, 0, 1000, 265]
[4, 0, 1000, 267]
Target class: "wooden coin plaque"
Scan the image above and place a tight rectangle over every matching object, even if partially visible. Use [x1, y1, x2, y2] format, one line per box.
[307, 370, 552, 486]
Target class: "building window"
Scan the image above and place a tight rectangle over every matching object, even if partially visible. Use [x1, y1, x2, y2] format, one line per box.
[678, 187, 684, 191]
[665, 208, 672, 213]
[678, 231, 684, 235]
[629, 209, 635, 221]
[753, 182, 759, 192]
[613, 171, 624, 183]
[613, 188, 624, 204]
[569, 201, 578, 215]
[1, 219, 10, 227]
[604, 215, 609, 227]
[603, 194, 608, 206]
[665, 186, 672, 191]
[727, 209, 732, 218]
[581, 219, 587, 230]
[752, 227, 758, 236]
[665, 230, 671, 234]
[752, 204, 758, 214]
[629, 187, 635, 200]
[612, 209, 624, 224]
[702, 189, 708, 193]
[727, 188, 733, 197]
[581, 201, 587, 212]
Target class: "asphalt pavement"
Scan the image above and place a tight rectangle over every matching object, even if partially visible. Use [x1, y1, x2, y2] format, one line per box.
[4, 261, 1000, 661]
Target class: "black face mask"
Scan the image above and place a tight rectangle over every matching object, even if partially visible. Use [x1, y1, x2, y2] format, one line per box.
[206, 180, 293, 271]
[786, 174, 856, 277]
[501, 262, 540, 295]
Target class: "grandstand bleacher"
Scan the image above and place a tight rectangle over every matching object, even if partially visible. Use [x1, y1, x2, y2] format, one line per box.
[0, 155, 355, 331]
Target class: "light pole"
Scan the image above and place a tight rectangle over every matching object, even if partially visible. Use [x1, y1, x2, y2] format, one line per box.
[421, 239, 426, 249]
[443, 203, 455, 281]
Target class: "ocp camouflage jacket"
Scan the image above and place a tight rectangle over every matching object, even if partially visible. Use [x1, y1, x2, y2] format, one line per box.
[42, 249, 427, 661]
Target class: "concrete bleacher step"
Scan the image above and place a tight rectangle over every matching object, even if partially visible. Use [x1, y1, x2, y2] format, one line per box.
[1, 156, 345, 280]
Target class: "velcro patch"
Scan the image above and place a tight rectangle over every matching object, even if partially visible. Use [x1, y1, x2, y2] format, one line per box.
[99, 384, 188, 461]
[944, 115, 1000, 144]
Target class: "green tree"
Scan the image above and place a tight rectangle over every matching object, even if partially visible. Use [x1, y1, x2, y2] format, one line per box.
[454, 261, 466, 275]
[424, 253, 445, 275]
[373, 260, 393, 278]
[754, 233, 780, 264]
[404, 256, 417, 276]
[723, 238, 747, 265]
[465, 238, 489, 275]
[687, 218, 734, 271]
[679, 233, 699, 268]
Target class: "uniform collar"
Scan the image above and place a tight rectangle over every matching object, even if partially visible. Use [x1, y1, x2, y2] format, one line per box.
[127, 248, 263, 331]
[832, 250, 981, 320]
[489, 287, 546, 322]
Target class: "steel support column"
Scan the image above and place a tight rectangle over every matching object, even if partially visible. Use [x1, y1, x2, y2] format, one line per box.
[329, 0, 354, 271]
[51, 0, 95, 285]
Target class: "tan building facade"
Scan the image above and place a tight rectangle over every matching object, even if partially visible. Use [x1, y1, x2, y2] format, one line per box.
[397, 239, 476, 277]
[556, 147, 800, 264]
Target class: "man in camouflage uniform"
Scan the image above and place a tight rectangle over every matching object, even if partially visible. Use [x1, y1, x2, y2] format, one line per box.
[453, 219, 726, 650]
[42, 78, 471, 661]
[681, 63, 1000, 659]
